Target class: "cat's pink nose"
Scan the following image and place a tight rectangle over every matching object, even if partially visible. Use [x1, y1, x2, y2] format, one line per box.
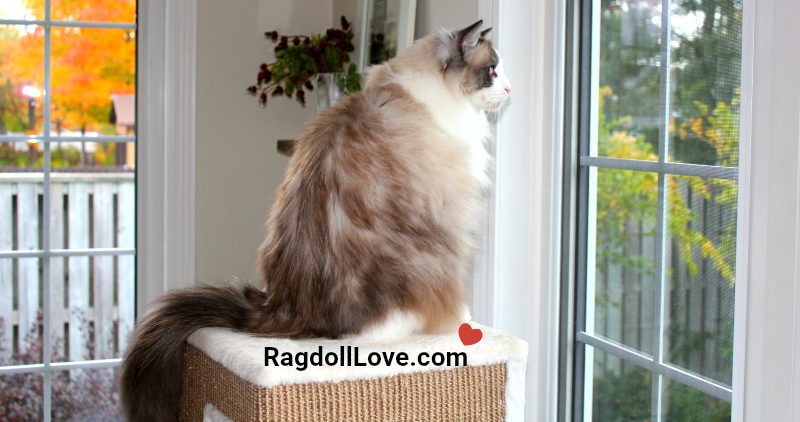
[505, 86, 512, 94]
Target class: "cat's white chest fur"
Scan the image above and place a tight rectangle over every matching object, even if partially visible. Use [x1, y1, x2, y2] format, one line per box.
[450, 107, 491, 187]
[436, 105, 491, 186]
[400, 74, 491, 186]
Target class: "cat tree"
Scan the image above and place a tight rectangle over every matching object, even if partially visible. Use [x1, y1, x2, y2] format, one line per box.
[178, 324, 527, 421]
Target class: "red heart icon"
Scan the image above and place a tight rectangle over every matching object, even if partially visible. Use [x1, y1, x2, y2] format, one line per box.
[459, 323, 483, 346]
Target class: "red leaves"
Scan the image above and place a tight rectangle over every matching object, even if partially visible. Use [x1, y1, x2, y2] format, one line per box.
[249, 16, 357, 108]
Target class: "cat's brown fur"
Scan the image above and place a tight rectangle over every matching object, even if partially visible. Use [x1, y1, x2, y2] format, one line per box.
[120, 20, 508, 422]
[256, 82, 478, 338]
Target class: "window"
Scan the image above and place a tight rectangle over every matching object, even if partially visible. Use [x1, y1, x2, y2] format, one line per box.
[0, 0, 136, 419]
[567, 0, 743, 420]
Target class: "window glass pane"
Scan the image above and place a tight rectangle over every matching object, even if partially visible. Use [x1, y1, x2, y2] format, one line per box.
[47, 163, 136, 360]
[52, 0, 136, 23]
[0, 0, 44, 21]
[665, 175, 736, 385]
[668, 1, 742, 166]
[51, 140, 135, 169]
[0, 256, 43, 365]
[0, 373, 43, 419]
[662, 378, 730, 421]
[52, 367, 123, 421]
[587, 346, 653, 421]
[50, 250, 135, 362]
[51, 27, 135, 137]
[1, 140, 46, 170]
[592, 168, 657, 354]
[0, 24, 45, 135]
[596, 0, 662, 161]
[365, 0, 402, 65]
[49, 254, 136, 363]
[48, 169, 135, 250]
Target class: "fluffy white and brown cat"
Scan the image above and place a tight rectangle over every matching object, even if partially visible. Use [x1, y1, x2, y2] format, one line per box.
[120, 20, 511, 421]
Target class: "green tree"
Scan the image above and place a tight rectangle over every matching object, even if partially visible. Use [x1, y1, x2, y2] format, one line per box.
[671, 0, 743, 165]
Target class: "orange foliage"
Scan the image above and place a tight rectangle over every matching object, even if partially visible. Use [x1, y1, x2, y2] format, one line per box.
[0, 0, 135, 134]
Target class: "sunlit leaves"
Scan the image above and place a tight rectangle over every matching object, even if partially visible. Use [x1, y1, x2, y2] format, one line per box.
[597, 87, 735, 287]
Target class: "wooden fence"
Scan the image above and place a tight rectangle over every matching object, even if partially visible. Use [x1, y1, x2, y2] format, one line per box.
[0, 172, 135, 362]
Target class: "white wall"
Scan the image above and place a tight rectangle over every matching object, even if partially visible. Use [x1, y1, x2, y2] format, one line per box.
[333, 0, 359, 28]
[415, 0, 479, 38]
[195, 0, 333, 285]
[335, 0, 479, 41]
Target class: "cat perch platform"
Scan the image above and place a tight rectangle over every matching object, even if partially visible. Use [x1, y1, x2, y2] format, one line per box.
[178, 324, 528, 421]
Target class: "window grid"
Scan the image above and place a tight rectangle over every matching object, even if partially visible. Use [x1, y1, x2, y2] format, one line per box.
[571, 0, 738, 419]
[0, 2, 136, 420]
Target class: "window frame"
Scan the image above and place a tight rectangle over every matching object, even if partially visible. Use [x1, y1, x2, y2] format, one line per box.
[0, 0, 197, 419]
[476, 0, 567, 420]
[136, 0, 197, 313]
[560, 0, 747, 421]
[0, 2, 137, 420]
[734, 0, 800, 420]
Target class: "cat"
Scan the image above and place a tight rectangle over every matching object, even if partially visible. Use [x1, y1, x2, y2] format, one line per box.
[120, 20, 511, 422]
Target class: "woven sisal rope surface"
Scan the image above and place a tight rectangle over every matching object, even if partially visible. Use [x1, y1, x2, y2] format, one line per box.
[179, 343, 507, 422]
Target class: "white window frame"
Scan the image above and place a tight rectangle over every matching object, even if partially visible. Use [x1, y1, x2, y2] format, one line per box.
[733, 0, 800, 420]
[474, 0, 567, 420]
[137, 0, 197, 313]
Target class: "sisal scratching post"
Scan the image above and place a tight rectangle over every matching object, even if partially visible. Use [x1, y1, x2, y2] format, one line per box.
[179, 324, 528, 422]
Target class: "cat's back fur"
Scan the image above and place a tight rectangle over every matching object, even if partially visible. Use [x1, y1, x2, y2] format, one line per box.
[257, 82, 482, 339]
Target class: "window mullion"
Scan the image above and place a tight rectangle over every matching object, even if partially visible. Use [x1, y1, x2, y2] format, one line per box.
[651, 0, 673, 420]
[42, 0, 53, 420]
[570, 0, 598, 419]
[576, 331, 733, 401]
[0, 19, 136, 30]
[578, 156, 739, 181]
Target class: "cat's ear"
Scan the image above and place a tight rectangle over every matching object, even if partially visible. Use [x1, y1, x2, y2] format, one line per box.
[457, 20, 484, 54]
[480, 27, 492, 39]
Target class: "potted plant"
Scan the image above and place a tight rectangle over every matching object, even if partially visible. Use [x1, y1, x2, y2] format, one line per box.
[247, 16, 361, 112]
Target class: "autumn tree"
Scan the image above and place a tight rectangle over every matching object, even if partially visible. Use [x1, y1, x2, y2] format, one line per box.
[0, 0, 135, 136]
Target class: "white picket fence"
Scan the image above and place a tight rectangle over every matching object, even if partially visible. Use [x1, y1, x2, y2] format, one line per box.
[0, 172, 135, 362]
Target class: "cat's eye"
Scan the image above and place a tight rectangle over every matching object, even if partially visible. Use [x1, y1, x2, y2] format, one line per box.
[487, 66, 495, 76]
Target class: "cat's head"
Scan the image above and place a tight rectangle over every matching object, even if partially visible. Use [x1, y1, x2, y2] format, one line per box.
[436, 20, 512, 112]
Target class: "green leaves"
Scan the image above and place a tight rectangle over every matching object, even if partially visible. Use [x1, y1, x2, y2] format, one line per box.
[345, 63, 361, 92]
[248, 16, 362, 108]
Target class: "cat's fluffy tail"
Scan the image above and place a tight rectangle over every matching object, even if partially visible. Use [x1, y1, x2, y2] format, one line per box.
[119, 283, 268, 422]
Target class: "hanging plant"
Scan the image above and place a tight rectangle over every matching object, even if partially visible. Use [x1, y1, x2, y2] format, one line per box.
[247, 16, 361, 108]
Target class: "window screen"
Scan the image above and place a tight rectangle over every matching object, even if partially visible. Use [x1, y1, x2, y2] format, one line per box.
[567, 0, 743, 420]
